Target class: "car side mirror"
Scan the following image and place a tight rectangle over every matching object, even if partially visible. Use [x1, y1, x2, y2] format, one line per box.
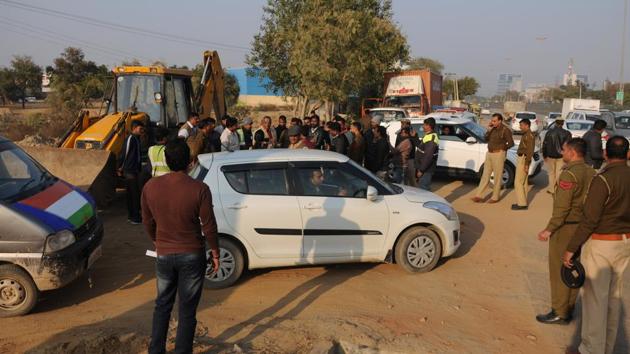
[154, 92, 163, 103]
[366, 185, 378, 201]
[466, 137, 477, 144]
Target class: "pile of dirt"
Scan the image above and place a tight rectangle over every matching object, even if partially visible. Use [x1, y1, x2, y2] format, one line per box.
[25, 330, 147, 354]
[17, 134, 58, 147]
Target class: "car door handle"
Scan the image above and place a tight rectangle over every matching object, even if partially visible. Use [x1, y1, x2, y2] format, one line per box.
[303, 204, 322, 210]
[227, 203, 247, 209]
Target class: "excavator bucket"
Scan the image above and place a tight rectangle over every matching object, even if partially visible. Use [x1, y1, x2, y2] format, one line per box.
[21, 146, 117, 209]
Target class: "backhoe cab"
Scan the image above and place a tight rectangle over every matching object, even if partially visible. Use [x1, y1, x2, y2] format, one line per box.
[34, 50, 226, 207]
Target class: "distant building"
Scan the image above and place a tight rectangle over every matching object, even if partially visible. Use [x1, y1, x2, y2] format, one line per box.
[562, 59, 588, 87]
[524, 84, 549, 103]
[227, 67, 294, 106]
[41, 72, 52, 93]
[496, 73, 523, 95]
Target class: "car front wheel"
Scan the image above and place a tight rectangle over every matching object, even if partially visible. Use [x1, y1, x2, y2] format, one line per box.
[395, 226, 442, 273]
[0, 264, 38, 317]
[204, 238, 245, 289]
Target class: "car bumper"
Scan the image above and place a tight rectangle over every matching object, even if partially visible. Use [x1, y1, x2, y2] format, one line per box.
[435, 218, 461, 257]
[32, 218, 104, 291]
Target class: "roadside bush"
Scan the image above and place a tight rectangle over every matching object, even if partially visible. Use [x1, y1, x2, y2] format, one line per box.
[254, 103, 279, 111]
[230, 103, 251, 118]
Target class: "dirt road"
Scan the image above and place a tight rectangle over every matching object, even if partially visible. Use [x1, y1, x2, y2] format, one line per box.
[1, 171, 629, 353]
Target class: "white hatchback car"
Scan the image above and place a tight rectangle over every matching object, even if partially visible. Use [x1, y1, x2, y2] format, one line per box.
[511, 111, 540, 133]
[193, 150, 461, 288]
[386, 117, 543, 187]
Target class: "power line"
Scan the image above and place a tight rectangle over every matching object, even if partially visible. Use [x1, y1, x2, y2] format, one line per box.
[0, 24, 127, 63]
[0, 15, 153, 62]
[0, 0, 250, 52]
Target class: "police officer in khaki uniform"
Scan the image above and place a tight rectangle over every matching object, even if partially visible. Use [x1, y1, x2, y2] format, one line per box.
[536, 137, 595, 324]
[564, 136, 630, 354]
[472, 113, 514, 203]
[512, 118, 535, 210]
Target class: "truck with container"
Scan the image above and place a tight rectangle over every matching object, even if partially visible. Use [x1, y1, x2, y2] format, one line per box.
[382, 70, 443, 117]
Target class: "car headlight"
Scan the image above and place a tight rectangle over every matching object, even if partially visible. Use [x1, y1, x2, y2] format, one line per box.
[423, 201, 458, 221]
[46, 230, 76, 252]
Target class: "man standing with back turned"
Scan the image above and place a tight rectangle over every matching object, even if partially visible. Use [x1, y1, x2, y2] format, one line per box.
[142, 139, 220, 354]
[536, 138, 595, 325]
[542, 117, 572, 194]
[564, 136, 630, 354]
[472, 113, 514, 203]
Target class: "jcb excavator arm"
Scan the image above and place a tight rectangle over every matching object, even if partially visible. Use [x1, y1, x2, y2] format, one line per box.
[194, 50, 227, 120]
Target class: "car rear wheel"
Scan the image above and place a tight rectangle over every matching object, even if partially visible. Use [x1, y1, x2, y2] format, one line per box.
[395, 226, 442, 273]
[486, 163, 516, 188]
[0, 264, 38, 317]
[204, 238, 244, 289]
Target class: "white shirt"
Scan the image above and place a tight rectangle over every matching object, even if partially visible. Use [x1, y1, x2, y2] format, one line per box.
[220, 128, 240, 152]
[178, 121, 195, 139]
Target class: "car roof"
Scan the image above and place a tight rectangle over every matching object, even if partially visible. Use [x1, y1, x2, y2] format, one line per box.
[198, 149, 350, 167]
[369, 107, 406, 112]
[385, 116, 470, 126]
[515, 111, 537, 115]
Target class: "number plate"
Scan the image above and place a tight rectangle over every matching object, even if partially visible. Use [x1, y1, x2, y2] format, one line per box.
[87, 245, 102, 269]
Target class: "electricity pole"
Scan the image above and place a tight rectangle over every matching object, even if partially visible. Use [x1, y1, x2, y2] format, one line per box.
[619, 0, 628, 105]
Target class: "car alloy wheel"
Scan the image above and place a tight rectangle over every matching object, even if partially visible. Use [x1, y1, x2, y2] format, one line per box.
[406, 235, 437, 268]
[206, 248, 236, 282]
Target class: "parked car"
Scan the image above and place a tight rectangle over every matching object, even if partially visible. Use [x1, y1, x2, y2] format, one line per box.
[511, 111, 540, 133]
[0, 136, 103, 317]
[604, 113, 630, 140]
[426, 110, 480, 124]
[481, 109, 491, 115]
[544, 112, 562, 129]
[192, 149, 461, 288]
[368, 107, 410, 122]
[386, 117, 543, 188]
[565, 110, 604, 121]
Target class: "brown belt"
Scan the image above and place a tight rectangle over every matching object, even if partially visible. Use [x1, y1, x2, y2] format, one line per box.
[591, 233, 628, 241]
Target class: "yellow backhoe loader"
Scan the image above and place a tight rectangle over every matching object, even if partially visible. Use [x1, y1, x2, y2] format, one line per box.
[24, 50, 226, 207]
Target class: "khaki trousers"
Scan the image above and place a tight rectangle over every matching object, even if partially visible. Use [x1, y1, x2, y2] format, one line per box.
[549, 224, 579, 318]
[579, 236, 630, 354]
[475, 151, 506, 201]
[546, 158, 564, 193]
[514, 155, 529, 206]
[404, 159, 418, 187]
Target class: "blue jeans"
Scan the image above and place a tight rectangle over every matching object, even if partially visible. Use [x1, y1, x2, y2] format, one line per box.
[419, 171, 433, 191]
[149, 252, 206, 354]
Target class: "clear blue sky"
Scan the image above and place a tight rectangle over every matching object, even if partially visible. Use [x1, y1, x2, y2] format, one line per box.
[0, 0, 626, 96]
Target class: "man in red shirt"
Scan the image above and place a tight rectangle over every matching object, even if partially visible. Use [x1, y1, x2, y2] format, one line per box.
[141, 139, 220, 354]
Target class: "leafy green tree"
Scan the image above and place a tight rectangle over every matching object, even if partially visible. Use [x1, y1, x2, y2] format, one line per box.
[444, 76, 480, 99]
[405, 57, 443, 74]
[247, 0, 408, 113]
[6, 56, 43, 108]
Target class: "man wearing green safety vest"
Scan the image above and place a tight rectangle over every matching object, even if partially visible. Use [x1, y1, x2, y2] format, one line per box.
[148, 127, 170, 177]
[415, 117, 440, 191]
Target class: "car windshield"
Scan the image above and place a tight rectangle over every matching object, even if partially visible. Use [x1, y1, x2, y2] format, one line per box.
[0, 144, 52, 201]
[346, 159, 401, 194]
[370, 110, 406, 122]
[516, 113, 536, 120]
[549, 113, 561, 119]
[462, 121, 487, 141]
[615, 115, 630, 129]
[566, 122, 593, 131]
[384, 96, 421, 107]
[585, 114, 601, 121]
[111, 74, 162, 122]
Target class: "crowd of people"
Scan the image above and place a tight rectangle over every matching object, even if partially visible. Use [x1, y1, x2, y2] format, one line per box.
[118, 110, 630, 354]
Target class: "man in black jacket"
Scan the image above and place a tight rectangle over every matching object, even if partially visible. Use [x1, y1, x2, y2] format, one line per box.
[542, 117, 572, 194]
[582, 119, 607, 169]
[328, 122, 348, 155]
[365, 126, 390, 175]
[415, 118, 439, 191]
[308, 115, 326, 150]
[119, 120, 145, 224]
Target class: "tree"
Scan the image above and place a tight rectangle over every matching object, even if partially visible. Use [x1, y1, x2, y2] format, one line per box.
[405, 57, 443, 74]
[247, 0, 408, 116]
[443, 76, 479, 99]
[7, 56, 43, 108]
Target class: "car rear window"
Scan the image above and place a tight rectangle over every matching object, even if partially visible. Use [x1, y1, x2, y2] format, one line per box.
[224, 168, 289, 195]
[516, 113, 536, 120]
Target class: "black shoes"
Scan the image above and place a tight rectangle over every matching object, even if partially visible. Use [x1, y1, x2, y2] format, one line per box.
[511, 204, 528, 210]
[536, 310, 570, 325]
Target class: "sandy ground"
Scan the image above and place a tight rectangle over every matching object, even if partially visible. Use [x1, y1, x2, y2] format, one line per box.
[1, 170, 629, 354]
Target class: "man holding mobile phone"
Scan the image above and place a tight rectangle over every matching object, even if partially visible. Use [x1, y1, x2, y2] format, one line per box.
[141, 139, 220, 354]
